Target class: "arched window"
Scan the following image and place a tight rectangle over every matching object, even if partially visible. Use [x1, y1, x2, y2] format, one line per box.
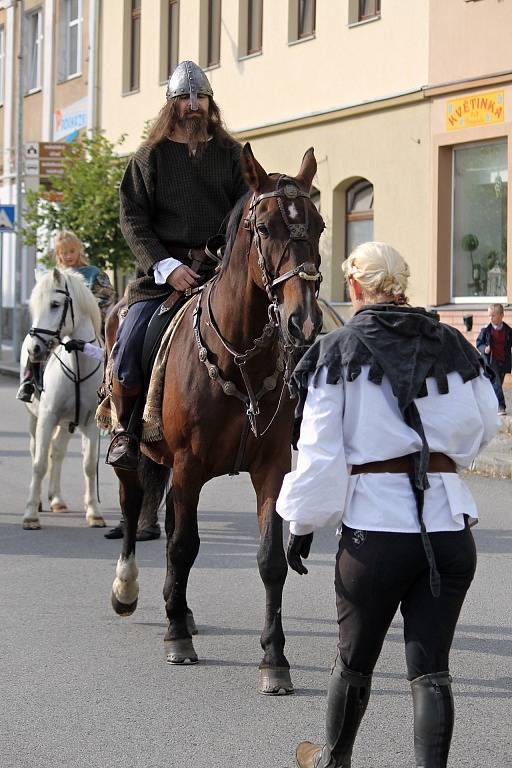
[344, 179, 374, 299]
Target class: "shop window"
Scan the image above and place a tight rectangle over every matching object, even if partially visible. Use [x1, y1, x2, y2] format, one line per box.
[288, 0, 315, 42]
[59, 0, 81, 80]
[26, 8, 43, 93]
[348, 0, 381, 25]
[344, 179, 374, 299]
[452, 140, 507, 301]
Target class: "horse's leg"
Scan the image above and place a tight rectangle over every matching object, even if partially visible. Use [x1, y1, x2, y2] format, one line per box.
[81, 423, 105, 527]
[23, 412, 58, 530]
[164, 482, 198, 636]
[250, 461, 293, 695]
[163, 458, 201, 664]
[27, 411, 43, 515]
[110, 467, 143, 616]
[47, 425, 71, 513]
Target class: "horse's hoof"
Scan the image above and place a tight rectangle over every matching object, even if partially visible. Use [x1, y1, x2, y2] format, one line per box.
[186, 611, 198, 636]
[22, 519, 41, 530]
[165, 638, 199, 665]
[51, 502, 69, 513]
[258, 667, 294, 696]
[37, 502, 43, 514]
[111, 591, 138, 617]
[87, 515, 106, 528]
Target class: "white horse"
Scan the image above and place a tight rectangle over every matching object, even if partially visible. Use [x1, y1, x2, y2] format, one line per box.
[22, 267, 106, 530]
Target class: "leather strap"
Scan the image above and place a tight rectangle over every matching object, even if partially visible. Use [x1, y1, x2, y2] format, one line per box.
[351, 452, 456, 475]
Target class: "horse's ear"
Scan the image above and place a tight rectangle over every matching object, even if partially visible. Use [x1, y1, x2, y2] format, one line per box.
[52, 267, 62, 285]
[295, 147, 317, 192]
[240, 142, 269, 192]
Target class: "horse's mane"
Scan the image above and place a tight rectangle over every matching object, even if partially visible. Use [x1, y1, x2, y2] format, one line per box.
[30, 268, 102, 337]
[221, 191, 251, 270]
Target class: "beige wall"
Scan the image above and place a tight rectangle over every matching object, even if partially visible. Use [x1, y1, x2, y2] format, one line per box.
[246, 100, 431, 308]
[100, 0, 430, 152]
[429, 0, 512, 87]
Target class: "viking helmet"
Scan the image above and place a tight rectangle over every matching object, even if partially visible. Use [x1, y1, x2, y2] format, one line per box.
[165, 61, 213, 111]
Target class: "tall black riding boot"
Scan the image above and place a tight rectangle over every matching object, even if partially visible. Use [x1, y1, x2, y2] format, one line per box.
[411, 672, 454, 768]
[105, 379, 142, 471]
[296, 656, 372, 768]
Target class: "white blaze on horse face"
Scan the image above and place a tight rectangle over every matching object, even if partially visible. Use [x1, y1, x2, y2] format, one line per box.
[287, 202, 299, 220]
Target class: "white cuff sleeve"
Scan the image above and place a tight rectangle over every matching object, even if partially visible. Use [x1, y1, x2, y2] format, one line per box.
[276, 366, 348, 533]
[83, 343, 104, 361]
[153, 257, 183, 285]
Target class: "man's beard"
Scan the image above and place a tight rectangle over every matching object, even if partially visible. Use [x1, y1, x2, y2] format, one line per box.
[176, 110, 209, 158]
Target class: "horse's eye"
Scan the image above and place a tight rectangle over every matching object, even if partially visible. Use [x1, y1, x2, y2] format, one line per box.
[50, 301, 60, 309]
[257, 224, 269, 237]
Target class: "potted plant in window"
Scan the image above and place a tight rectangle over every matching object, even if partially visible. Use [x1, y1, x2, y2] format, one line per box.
[462, 233, 481, 295]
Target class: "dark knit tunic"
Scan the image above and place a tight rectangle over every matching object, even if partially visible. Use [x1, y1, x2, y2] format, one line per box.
[119, 138, 247, 305]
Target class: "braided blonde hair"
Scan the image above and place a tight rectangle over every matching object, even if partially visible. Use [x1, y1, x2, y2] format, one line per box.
[342, 241, 409, 303]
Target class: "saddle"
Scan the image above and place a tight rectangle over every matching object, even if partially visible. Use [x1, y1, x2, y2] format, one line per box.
[141, 235, 225, 384]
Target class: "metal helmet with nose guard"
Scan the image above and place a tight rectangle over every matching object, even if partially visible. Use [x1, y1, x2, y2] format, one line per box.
[165, 60, 213, 111]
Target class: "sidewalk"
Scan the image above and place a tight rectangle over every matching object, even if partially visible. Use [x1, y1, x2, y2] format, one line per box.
[468, 387, 512, 479]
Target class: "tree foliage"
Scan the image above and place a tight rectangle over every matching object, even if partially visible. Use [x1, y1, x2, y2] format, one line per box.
[21, 131, 133, 276]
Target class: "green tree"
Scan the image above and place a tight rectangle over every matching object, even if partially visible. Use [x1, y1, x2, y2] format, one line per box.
[21, 131, 133, 294]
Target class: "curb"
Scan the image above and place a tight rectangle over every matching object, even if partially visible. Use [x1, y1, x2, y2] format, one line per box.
[0, 363, 19, 378]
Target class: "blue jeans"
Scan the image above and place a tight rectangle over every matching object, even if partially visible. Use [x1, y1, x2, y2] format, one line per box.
[111, 299, 162, 389]
[489, 359, 506, 409]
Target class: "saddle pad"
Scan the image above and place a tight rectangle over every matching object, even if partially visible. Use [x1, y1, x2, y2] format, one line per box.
[141, 297, 194, 442]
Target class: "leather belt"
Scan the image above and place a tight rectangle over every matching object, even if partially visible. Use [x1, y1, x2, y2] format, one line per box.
[351, 453, 456, 475]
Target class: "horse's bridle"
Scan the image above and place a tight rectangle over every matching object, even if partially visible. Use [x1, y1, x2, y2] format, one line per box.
[193, 176, 324, 466]
[28, 281, 75, 354]
[243, 175, 323, 319]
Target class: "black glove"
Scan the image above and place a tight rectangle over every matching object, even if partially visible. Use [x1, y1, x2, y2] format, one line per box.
[287, 532, 314, 575]
[64, 339, 86, 353]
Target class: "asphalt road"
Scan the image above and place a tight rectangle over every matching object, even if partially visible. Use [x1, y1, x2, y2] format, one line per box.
[0, 374, 510, 768]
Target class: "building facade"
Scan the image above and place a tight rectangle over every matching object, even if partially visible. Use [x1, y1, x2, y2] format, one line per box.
[0, 0, 99, 335]
[98, 0, 512, 336]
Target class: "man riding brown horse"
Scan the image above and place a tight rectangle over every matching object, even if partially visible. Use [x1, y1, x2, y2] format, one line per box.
[107, 60, 247, 477]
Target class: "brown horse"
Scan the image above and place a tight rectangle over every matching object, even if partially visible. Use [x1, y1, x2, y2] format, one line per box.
[110, 144, 324, 695]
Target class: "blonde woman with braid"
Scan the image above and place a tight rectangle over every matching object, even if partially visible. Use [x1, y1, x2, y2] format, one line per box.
[276, 242, 500, 768]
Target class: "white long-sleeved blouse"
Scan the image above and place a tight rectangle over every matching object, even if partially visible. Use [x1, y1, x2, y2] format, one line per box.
[276, 365, 500, 536]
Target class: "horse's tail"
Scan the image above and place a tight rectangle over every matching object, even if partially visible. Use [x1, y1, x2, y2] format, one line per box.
[138, 454, 170, 530]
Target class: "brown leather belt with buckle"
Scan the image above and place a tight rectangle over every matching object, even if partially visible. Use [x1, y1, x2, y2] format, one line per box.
[351, 453, 457, 475]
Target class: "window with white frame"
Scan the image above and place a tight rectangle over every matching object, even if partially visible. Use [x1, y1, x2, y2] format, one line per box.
[26, 8, 43, 93]
[0, 26, 5, 105]
[61, 0, 82, 79]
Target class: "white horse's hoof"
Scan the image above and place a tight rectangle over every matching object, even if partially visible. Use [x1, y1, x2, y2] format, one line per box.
[51, 502, 69, 513]
[87, 515, 106, 528]
[22, 519, 41, 530]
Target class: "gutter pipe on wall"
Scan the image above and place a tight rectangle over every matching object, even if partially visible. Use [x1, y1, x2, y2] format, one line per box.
[13, 0, 25, 362]
[87, 0, 100, 132]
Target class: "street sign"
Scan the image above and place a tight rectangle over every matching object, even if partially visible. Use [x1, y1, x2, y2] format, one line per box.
[40, 142, 66, 178]
[0, 205, 15, 233]
[25, 142, 39, 158]
[25, 159, 40, 176]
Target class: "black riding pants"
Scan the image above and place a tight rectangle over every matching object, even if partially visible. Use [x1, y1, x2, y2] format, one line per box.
[335, 523, 477, 680]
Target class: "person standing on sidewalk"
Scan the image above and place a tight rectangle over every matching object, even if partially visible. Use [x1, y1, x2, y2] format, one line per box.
[277, 242, 500, 768]
[476, 303, 512, 415]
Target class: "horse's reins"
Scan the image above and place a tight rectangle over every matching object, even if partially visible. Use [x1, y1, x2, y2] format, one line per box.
[193, 177, 323, 472]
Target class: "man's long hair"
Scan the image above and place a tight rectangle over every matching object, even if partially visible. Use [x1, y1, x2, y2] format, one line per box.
[144, 97, 239, 152]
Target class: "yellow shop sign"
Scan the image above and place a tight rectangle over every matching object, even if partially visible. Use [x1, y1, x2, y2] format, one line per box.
[447, 90, 504, 131]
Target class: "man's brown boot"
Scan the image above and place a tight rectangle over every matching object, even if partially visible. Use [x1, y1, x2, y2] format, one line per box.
[105, 379, 143, 471]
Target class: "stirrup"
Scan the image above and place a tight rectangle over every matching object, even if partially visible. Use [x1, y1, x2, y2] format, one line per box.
[105, 431, 140, 470]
